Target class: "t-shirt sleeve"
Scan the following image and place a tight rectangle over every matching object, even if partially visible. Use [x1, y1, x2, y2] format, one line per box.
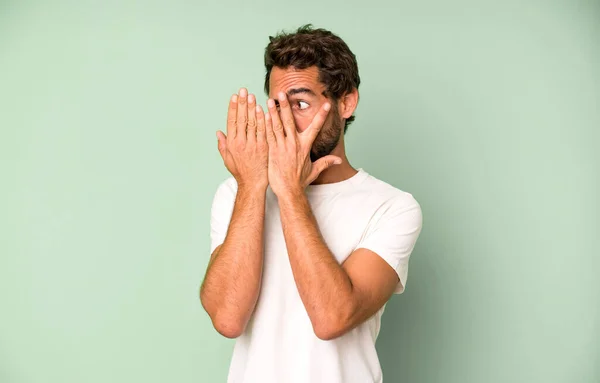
[209, 178, 237, 255]
[355, 194, 423, 294]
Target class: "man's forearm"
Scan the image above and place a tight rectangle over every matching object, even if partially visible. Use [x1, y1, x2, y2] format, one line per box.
[277, 188, 355, 339]
[200, 185, 266, 338]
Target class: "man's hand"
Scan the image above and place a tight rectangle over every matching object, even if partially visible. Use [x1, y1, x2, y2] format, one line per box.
[265, 92, 342, 196]
[217, 88, 269, 190]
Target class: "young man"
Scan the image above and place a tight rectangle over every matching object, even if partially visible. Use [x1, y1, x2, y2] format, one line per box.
[200, 25, 423, 383]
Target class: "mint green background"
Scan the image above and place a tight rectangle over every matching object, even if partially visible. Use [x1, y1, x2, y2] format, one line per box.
[1, 1, 598, 382]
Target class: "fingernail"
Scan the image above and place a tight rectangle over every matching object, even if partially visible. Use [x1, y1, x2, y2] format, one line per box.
[268, 99, 275, 108]
[278, 92, 286, 101]
[324, 103, 331, 111]
[240, 88, 247, 97]
[232, 94, 237, 102]
[334, 159, 342, 165]
[248, 94, 255, 103]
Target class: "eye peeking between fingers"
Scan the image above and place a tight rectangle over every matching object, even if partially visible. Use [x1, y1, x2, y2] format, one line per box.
[273, 99, 310, 112]
[296, 100, 310, 110]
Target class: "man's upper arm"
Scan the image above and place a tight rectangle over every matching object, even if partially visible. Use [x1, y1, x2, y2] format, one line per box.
[341, 195, 423, 326]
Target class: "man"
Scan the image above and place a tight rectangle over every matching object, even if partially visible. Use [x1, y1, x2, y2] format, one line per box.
[200, 25, 423, 383]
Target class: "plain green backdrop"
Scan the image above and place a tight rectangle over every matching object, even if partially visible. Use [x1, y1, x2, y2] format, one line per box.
[1, 1, 598, 382]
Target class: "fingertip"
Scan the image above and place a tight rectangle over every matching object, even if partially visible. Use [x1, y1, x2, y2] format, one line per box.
[231, 94, 238, 103]
[324, 103, 331, 111]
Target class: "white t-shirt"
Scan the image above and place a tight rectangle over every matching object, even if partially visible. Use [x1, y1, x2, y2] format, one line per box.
[209, 168, 423, 383]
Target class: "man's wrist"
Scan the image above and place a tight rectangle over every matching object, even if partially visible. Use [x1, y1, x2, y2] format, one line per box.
[237, 182, 268, 197]
[274, 185, 305, 204]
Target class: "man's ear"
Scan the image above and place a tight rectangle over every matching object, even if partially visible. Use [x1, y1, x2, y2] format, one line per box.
[340, 88, 359, 119]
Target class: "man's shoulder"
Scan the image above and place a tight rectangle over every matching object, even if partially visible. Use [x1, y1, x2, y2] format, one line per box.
[359, 171, 419, 208]
[357, 172, 422, 236]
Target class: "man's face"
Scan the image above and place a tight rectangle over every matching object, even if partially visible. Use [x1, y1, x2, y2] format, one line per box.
[268, 66, 343, 162]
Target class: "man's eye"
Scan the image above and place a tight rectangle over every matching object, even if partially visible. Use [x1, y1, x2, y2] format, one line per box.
[297, 101, 309, 110]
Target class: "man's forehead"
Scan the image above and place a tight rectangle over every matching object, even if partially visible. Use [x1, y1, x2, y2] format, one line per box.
[269, 66, 323, 96]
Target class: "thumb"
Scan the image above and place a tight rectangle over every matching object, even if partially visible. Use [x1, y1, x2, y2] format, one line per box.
[309, 155, 343, 182]
[216, 131, 228, 158]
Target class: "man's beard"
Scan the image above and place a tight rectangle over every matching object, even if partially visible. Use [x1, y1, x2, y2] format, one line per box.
[310, 104, 343, 163]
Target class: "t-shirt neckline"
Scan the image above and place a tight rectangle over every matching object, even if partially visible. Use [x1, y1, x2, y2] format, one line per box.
[304, 168, 369, 195]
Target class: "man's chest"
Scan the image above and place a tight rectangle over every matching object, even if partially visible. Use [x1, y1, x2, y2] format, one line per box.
[262, 191, 380, 265]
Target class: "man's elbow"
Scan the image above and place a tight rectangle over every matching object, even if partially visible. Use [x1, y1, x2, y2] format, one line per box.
[311, 302, 359, 340]
[200, 293, 245, 338]
[313, 319, 351, 341]
[213, 317, 244, 339]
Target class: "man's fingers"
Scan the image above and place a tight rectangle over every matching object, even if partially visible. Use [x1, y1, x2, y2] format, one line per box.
[265, 108, 276, 146]
[227, 94, 238, 140]
[247, 93, 257, 143]
[277, 92, 296, 139]
[305, 102, 331, 144]
[256, 105, 266, 144]
[216, 130, 228, 159]
[267, 98, 285, 143]
[307, 155, 343, 185]
[236, 88, 248, 141]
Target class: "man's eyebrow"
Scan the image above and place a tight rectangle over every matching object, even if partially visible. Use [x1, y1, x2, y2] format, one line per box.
[287, 87, 316, 97]
[273, 88, 317, 107]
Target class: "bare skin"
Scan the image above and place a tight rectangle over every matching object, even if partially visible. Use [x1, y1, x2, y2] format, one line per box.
[199, 88, 269, 338]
